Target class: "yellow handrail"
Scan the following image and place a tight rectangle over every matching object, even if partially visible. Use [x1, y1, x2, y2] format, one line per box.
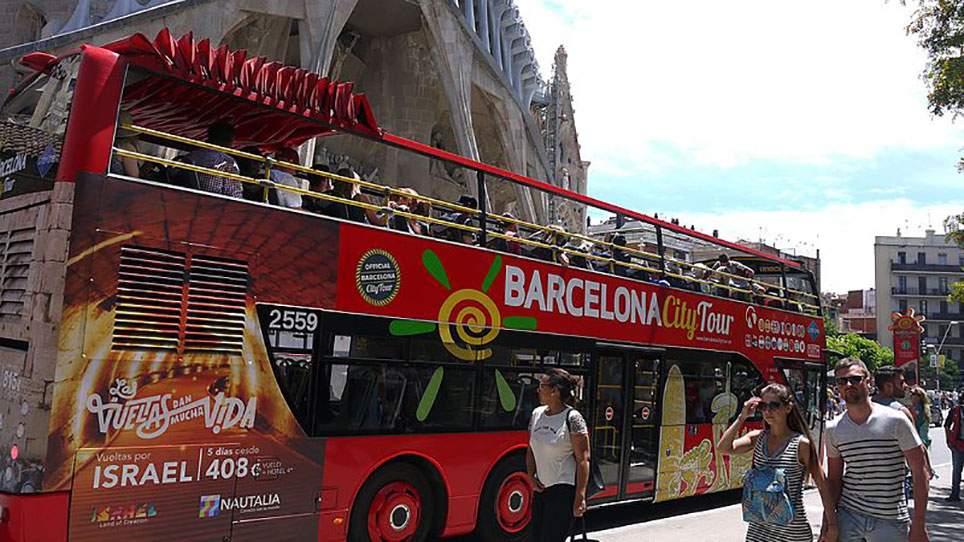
[113, 124, 821, 313]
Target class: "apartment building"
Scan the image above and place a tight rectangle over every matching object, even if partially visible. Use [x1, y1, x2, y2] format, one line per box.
[875, 229, 964, 367]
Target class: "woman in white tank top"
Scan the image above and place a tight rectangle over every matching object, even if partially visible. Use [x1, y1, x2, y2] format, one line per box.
[526, 368, 590, 542]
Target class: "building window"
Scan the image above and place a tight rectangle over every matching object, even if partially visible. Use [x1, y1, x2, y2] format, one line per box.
[897, 251, 906, 264]
[918, 276, 927, 294]
[939, 253, 948, 265]
[940, 277, 949, 294]
[920, 299, 928, 315]
[898, 276, 907, 293]
[941, 300, 949, 314]
[898, 299, 908, 312]
[939, 324, 948, 339]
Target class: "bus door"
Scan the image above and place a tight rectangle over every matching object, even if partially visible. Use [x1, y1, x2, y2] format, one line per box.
[775, 358, 824, 442]
[591, 346, 662, 502]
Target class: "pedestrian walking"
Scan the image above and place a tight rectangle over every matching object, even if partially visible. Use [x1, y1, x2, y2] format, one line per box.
[907, 387, 932, 449]
[944, 387, 964, 502]
[526, 368, 590, 542]
[718, 383, 837, 542]
[824, 357, 929, 542]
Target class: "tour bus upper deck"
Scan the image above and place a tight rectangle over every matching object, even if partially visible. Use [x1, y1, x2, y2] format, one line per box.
[22, 29, 819, 316]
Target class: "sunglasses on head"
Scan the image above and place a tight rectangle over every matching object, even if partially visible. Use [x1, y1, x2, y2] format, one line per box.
[758, 400, 786, 412]
[834, 375, 865, 387]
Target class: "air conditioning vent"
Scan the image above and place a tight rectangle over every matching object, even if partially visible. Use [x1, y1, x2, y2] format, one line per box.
[0, 226, 36, 322]
[113, 246, 185, 350]
[185, 255, 247, 354]
[112, 247, 248, 354]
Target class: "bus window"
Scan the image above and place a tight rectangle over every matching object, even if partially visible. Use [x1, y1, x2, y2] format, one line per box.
[259, 307, 318, 431]
[314, 362, 475, 435]
[479, 370, 541, 430]
[729, 357, 765, 423]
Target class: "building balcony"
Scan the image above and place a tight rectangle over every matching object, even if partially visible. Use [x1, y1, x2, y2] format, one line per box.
[891, 262, 963, 274]
[891, 287, 952, 297]
[927, 312, 964, 322]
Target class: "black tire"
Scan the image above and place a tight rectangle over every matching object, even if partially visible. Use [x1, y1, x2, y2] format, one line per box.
[475, 455, 532, 542]
[348, 463, 434, 542]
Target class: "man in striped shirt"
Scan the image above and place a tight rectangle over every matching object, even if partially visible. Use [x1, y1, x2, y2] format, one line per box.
[823, 357, 929, 542]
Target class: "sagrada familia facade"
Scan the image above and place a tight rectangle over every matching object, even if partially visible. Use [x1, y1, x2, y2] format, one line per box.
[0, 0, 589, 232]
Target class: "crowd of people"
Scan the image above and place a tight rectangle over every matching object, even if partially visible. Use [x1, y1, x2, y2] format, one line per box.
[112, 119, 816, 312]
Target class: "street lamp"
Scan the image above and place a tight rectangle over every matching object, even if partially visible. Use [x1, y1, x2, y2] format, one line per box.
[935, 320, 961, 391]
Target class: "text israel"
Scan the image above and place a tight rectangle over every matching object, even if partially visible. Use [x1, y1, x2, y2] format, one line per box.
[504, 265, 734, 339]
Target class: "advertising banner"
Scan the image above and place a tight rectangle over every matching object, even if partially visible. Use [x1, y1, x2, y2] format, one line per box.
[890, 309, 925, 385]
[336, 224, 825, 381]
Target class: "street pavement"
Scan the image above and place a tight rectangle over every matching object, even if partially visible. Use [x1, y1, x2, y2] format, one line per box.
[586, 422, 961, 542]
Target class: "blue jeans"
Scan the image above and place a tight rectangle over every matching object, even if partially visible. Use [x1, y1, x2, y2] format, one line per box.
[838, 507, 909, 542]
[952, 448, 964, 499]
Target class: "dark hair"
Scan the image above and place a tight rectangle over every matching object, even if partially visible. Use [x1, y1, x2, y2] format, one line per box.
[544, 368, 579, 406]
[874, 365, 904, 390]
[207, 121, 235, 146]
[759, 383, 824, 485]
[718, 253, 730, 263]
[457, 195, 478, 209]
[834, 356, 869, 377]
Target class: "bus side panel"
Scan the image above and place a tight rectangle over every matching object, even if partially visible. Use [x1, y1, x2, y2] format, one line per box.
[44, 176, 338, 542]
[0, 490, 69, 541]
[318, 432, 527, 541]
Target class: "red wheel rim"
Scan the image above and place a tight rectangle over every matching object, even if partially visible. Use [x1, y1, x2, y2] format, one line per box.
[495, 473, 532, 533]
[367, 481, 422, 542]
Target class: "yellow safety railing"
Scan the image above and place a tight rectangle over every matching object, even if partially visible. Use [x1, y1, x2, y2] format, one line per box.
[111, 124, 821, 314]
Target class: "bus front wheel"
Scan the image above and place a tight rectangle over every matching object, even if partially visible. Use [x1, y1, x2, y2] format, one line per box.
[475, 455, 532, 541]
[349, 463, 434, 542]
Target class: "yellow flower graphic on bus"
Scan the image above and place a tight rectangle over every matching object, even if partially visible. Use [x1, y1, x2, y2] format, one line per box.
[389, 250, 537, 421]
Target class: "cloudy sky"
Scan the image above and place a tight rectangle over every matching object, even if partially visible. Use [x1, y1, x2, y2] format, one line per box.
[515, 0, 964, 294]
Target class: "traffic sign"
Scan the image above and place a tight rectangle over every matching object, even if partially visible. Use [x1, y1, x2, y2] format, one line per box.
[605, 406, 614, 422]
[640, 406, 652, 421]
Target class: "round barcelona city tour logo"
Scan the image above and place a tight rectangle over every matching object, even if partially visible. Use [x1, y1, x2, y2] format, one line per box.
[356, 249, 401, 306]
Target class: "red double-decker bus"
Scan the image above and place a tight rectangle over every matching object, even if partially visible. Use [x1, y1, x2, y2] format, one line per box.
[0, 30, 826, 542]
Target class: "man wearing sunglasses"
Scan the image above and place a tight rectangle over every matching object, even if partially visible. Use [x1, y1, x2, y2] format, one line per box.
[823, 357, 929, 542]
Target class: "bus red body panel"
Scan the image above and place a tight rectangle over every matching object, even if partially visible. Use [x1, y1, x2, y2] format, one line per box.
[56, 46, 125, 182]
[0, 491, 69, 542]
[318, 432, 527, 540]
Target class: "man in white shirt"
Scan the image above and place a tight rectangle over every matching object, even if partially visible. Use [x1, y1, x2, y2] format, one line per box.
[823, 357, 929, 542]
[271, 148, 305, 209]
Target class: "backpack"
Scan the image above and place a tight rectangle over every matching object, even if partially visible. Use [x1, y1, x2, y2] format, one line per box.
[741, 435, 795, 526]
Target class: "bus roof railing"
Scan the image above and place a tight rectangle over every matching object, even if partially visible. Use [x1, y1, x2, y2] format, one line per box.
[111, 123, 821, 314]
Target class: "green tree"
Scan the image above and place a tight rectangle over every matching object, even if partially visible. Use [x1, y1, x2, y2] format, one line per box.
[826, 333, 895, 374]
[907, 2, 964, 170]
[921, 356, 962, 390]
[945, 213, 964, 304]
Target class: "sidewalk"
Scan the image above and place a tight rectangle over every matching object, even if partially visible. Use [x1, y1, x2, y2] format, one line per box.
[591, 461, 962, 542]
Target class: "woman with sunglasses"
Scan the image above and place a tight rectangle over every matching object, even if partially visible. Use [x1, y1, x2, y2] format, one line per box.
[718, 383, 837, 542]
[526, 368, 590, 542]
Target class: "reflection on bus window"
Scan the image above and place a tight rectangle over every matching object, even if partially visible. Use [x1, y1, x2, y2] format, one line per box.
[479, 370, 540, 430]
[314, 363, 475, 435]
[667, 352, 763, 425]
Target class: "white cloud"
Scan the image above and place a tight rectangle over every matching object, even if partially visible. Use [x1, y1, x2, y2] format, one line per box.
[675, 200, 964, 294]
[516, 0, 964, 169]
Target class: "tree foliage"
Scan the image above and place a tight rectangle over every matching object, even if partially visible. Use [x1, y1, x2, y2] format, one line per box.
[906, 2, 964, 169]
[921, 355, 962, 389]
[945, 212, 964, 303]
[826, 332, 895, 374]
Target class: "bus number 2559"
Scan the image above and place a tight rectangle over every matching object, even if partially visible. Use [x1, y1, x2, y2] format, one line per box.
[267, 308, 318, 332]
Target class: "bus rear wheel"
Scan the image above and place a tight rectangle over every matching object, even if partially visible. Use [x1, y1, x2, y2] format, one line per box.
[349, 464, 434, 542]
[475, 455, 532, 541]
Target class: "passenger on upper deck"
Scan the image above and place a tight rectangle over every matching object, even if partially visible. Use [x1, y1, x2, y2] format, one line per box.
[528, 225, 570, 266]
[181, 121, 243, 198]
[110, 110, 141, 178]
[304, 164, 333, 213]
[319, 168, 370, 224]
[436, 195, 478, 244]
[610, 234, 632, 276]
[270, 149, 306, 210]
